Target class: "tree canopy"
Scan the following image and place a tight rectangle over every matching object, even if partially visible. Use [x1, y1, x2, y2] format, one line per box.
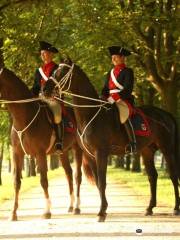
[0, 0, 179, 117]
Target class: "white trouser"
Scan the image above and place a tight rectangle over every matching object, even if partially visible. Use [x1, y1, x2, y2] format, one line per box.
[115, 100, 130, 124]
[40, 96, 62, 124]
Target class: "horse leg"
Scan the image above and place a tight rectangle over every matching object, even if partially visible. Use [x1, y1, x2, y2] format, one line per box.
[10, 150, 24, 221]
[96, 149, 108, 222]
[141, 148, 157, 216]
[60, 151, 74, 213]
[162, 150, 180, 215]
[36, 154, 51, 219]
[72, 144, 82, 214]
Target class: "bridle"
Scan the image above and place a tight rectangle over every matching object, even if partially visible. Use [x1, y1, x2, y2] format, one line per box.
[47, 62, 108, 158]
[49, 63, 74, 95]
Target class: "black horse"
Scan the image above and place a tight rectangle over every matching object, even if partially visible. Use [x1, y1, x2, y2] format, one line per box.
[45, 61, 180, 222]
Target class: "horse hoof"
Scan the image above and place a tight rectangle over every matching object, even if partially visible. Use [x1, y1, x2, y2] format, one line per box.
[42, 212, 51, 219]
[97, 213, 107, 222]
[173, 210, 180, 215]
[74, 208, 81, 215]
[145, 209, 153, 216]
[9, 214, 18, 221]
[68, 206, 74, 213]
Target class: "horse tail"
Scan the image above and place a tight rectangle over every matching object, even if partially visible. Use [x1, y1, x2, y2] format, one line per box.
[166, 113, 180, 180]
[168, 114, 180, 180]
[175, 118, 180, 180]
[82, 154, 96, 185]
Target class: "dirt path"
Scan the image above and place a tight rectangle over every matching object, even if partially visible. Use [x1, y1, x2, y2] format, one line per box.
[0, 171, 180, 240]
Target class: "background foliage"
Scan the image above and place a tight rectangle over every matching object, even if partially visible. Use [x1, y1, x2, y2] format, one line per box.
[0, 0, 179, 154]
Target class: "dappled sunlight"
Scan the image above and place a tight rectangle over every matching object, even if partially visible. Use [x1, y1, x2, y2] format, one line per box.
[0, 170, 180, 239]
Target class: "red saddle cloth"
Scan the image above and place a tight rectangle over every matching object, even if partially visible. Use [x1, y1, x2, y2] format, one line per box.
[130, 108, 151, 136]
[62, 107, 76, 133]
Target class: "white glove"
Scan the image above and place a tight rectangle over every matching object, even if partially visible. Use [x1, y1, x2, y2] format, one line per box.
[107, 96, 115, 104]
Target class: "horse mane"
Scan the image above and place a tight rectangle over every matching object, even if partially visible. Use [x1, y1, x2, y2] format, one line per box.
[62, 57, 99, 99]
[2, 68, 33, 99]
[74, 64, 100, 100]
[72, 64, 121, 131]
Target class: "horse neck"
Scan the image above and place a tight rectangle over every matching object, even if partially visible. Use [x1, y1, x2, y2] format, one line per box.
[0, 69, 39, 130]
[71, 67, 101, 127]
[69, 66, 125, 138]
[7, 102, 39, 130]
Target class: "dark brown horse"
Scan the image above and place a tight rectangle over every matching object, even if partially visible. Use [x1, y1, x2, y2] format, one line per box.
[0, 66, 93, 221]
[45, 61, 180, 222]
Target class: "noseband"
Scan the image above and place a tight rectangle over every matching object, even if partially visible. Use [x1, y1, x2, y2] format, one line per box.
[49, 63, 74, 94]
[0, 68, 4, 75]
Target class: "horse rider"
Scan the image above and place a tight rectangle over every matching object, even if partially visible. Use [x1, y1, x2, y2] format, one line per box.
[32, 41, 63, 153]
[101, 45, 136, 154]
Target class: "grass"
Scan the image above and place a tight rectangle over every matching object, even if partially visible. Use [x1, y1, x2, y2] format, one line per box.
[0, 167, 65, 204]
[0, 165, 175, 209]
[107, 166, 175, 208]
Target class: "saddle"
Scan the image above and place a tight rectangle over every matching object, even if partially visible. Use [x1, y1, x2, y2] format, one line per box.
[61, 106, 76, 133]
[41, 102, 76, 133]
[112, 103, 151, 137]
[129, 108, 151, 136]
[40, 102, 76, 154]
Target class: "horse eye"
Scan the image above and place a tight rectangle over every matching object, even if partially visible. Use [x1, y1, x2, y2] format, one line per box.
[55, 70, 59, 78]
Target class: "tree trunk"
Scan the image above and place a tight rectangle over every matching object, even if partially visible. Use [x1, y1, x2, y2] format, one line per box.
[0, 38, 4, 68]
[161, 82, 180, 157]
[30, 156, 36, 176]
[50, 154, 59, 170]
[24, 156, 36, 177]
[131, 154, 141, 172]
[8, 144, 12, 173]
[8, 157, 11, 173]
[160, 155, 165, 169]
[0, 143, 3, 185]
[25, 155, 30, 177]
[161, 82, 178, 116]
[108, 156, 112, 165]
[114, 156, 124, 168]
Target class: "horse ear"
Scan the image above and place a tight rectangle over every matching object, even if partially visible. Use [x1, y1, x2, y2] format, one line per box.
[64, 56, 72, 65]
[59, 57, 65, 63]
[0, 38, 4, 68]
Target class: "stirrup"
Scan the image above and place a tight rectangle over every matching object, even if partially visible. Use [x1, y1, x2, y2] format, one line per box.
[54, 142, 63, 154]
[125, 142, 137, 156]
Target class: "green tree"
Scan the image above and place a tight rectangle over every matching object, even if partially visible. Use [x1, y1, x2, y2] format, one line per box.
[0, 0, 179, 115]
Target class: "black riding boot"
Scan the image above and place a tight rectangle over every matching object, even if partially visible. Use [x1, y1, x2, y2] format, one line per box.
[54, 122, 64, 154]
[124, 119, 137, 155]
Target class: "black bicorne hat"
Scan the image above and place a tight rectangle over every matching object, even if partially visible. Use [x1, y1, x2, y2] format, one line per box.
[108, 46, 131, 56]
[39, 41, 58, 53]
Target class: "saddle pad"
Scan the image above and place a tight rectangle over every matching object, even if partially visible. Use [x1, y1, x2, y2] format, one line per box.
[62, 108, 76, 133]
[130, 108, 151, 136]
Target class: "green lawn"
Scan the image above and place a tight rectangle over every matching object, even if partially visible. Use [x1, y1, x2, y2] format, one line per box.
[107, 166, 175, 208]
[0, 165, 175, 209]
[0, 168, 65, 204]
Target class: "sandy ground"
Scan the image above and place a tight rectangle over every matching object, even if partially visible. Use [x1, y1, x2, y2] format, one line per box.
[0, 170, 180, 240]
